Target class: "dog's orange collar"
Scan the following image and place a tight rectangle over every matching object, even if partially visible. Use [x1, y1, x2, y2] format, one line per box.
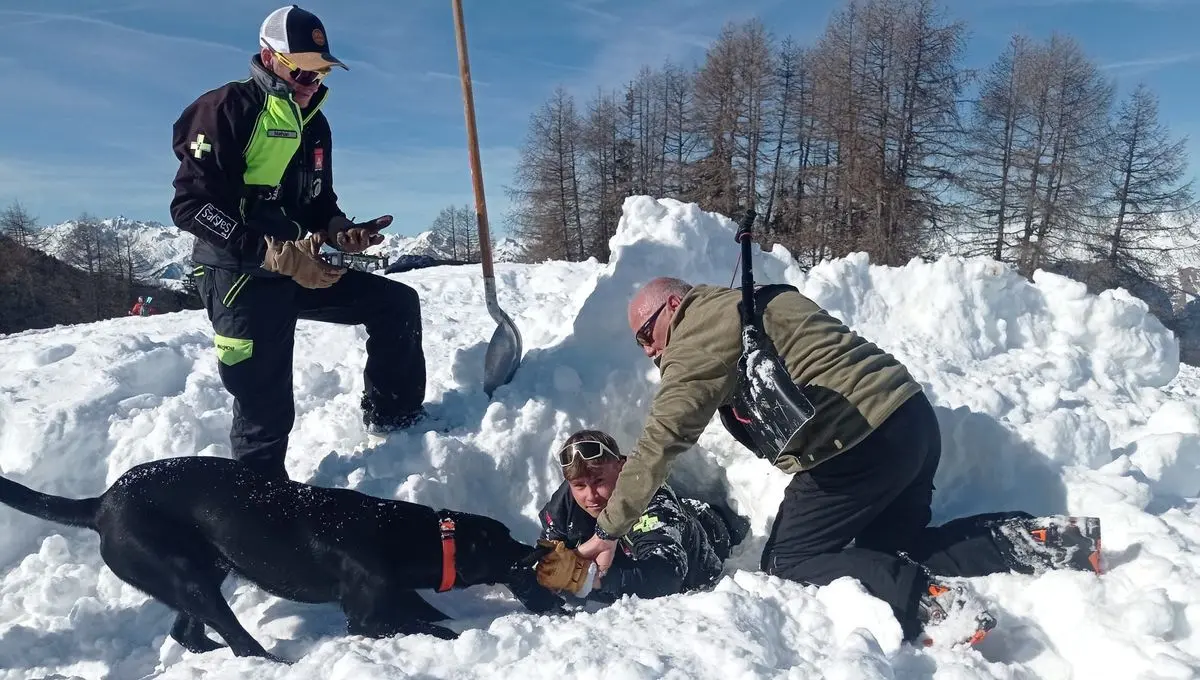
[437, 515, 456, 592]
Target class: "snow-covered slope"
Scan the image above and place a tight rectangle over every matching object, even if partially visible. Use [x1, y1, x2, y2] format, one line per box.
[2, 196, 1200, 679]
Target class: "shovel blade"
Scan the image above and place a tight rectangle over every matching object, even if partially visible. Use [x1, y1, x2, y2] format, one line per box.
[483, 313, 523, 397]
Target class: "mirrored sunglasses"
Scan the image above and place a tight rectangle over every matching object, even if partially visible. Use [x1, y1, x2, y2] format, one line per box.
[556, 440, 619, 467]
[262, 41, 331, 86]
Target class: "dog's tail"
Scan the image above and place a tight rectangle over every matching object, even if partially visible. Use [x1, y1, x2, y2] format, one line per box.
[0, 474, 99, 530]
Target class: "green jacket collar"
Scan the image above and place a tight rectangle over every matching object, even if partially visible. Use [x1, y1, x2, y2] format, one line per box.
[248, 54, 329, 117]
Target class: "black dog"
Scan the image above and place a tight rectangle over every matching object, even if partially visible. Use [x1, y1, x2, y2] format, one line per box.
[0, 455, 562, 662]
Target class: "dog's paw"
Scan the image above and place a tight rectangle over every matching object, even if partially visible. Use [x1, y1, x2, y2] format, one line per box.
[423, 624, 459, 641]
[509, 577, 568, 615]
[175, 634, 225, 654]
[263, 652, 293, 665]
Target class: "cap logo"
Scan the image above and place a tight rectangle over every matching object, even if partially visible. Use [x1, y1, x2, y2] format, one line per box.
[312, 28, 325, 46]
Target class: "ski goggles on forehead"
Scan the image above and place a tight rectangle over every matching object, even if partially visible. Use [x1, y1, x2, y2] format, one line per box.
[262, 41, 331, 86]
[556, 440, 619, 467]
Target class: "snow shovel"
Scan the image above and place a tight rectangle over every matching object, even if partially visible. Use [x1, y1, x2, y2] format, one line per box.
[721, 209, 817, 464]
[452, 0, 523, 397]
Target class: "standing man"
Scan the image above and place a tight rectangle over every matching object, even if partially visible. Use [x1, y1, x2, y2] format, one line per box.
[576, 276, 1102, 647]
[170, 5, 428, 480]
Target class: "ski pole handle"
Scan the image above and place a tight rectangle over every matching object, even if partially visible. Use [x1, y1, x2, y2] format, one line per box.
[737, 210, 757, 326]
[735, 209, 756, 244]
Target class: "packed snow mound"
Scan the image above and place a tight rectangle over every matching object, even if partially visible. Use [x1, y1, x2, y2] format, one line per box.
[2, 195, 1200, 679]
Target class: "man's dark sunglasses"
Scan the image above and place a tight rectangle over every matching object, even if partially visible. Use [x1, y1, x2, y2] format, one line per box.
[557, 440, 619, 467]
[635, 303, 666, 347]
[262, 41, 330, 86]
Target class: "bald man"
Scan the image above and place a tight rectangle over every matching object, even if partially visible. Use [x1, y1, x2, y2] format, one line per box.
[575, 276, 1102, 647]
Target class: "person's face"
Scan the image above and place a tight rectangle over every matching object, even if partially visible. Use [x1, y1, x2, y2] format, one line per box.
[630, 295, 679, 361]
[260, 47, 328, 107]
[567, 458, 625, 518]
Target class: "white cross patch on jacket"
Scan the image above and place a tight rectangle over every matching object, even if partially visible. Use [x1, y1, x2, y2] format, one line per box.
[190, 133, 212, 159]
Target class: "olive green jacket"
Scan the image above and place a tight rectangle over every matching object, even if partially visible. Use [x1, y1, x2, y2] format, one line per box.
[596, 284, 923, 538]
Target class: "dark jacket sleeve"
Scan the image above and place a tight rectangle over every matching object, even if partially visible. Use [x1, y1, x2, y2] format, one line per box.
[307, 112, 346, 235]
[169, 87, 304, 248]
[538, 504, 568, 543]
[538, 483, 572, 544]
[595, 489, 691, 600]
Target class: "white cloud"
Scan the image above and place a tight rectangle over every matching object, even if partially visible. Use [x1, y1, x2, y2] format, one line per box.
[560, 0, 784, 98]
[0, 10, 245, 56]
[1100, 52, 1200, 75]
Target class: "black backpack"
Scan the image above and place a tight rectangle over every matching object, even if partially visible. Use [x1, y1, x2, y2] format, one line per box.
[716, 212, 817, 463]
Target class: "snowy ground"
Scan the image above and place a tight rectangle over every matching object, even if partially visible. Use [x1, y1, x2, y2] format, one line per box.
[2, 196, 1200, 679]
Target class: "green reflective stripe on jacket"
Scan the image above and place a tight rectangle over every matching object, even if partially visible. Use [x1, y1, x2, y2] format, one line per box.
[214, 334, 253, 366]
[222, 273, 250, 307]
[242, 92, 328, 188]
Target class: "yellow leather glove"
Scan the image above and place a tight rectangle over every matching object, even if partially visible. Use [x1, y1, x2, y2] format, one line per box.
[262, 233, 345, 289]
[535, 539, 596, 595]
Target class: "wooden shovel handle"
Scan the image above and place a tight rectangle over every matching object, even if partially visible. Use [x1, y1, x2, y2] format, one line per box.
[451, 0, 495, 280]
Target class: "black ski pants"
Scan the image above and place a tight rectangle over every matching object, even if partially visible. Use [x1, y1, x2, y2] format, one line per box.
[761, 390, 1031, 640]
[198, 265, 425, 479]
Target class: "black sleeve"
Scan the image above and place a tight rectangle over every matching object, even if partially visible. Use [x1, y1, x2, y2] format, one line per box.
[595, 492, 691, 600]
[169, 87, 304, 247]
[309, 113, 345, 235]
[538, 484, 571, 543]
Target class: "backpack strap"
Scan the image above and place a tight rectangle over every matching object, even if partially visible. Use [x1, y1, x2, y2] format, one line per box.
[740, 284, 798, 328]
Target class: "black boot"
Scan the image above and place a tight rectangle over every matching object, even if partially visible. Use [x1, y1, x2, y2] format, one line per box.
[991, 515, 1103, 575]
[361, 389, 428, 435]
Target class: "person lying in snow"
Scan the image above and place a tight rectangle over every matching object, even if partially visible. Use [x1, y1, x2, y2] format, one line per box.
[571, 276, 1102, 647]
[534, 429, 745, 602]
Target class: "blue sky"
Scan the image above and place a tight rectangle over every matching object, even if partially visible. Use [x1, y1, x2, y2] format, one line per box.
[0, 0, 1196, 238]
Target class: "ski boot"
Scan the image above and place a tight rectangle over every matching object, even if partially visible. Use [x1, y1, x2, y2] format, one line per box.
[364, 407, 430, 436]
[992, 515, 1103, 575]
[917, 580, 997, 648]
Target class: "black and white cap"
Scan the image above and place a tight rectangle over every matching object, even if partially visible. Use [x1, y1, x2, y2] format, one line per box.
[259, 5, 348, 71]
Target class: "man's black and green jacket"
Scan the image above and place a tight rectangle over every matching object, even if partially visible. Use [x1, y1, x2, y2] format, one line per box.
[538, 482, 731, 601]
[169, 55, 346, 275]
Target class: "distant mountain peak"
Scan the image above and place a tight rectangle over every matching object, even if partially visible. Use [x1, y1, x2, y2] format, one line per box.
[36, 220, 527, 285]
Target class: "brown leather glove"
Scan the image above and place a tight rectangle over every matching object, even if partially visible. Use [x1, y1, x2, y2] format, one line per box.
[262, 233, 345, 289]
[535, 539, 596, 595]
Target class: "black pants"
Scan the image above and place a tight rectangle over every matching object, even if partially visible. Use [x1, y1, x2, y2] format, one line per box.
[198, 265, 425, 479]
[761, 391, 1031, 640]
